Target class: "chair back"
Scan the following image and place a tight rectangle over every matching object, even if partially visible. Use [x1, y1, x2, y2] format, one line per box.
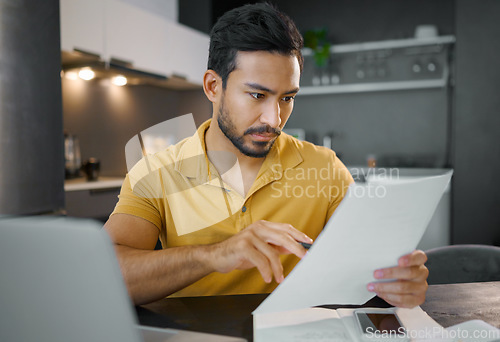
[425, 244, 500, 285]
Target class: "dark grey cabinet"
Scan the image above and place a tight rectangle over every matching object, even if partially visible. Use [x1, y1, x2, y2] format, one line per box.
[65, 186, 121, 223]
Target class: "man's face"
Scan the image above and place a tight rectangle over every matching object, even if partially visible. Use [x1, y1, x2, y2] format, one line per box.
[215, 51, 301, 158]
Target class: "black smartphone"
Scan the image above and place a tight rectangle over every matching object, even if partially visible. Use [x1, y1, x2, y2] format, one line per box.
[354, 309, 408, 341]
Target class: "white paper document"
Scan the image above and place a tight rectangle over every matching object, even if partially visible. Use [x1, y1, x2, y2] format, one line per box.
[254, 171, 453, 314]
[254, 306, 441, 342]
[254, 306, 500, 342]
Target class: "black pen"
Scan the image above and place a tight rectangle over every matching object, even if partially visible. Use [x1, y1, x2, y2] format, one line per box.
[299, 242, 312, 250]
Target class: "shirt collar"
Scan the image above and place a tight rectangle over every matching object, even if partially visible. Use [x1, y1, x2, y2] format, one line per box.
[175, 119, 211, 182]
[174, 119, 304, 183]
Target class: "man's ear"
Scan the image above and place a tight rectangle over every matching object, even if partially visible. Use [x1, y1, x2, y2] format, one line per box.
[203, 70, 222, 103]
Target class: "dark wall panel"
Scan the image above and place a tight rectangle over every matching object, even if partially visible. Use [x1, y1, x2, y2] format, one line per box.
[287, 89, 449, 167]
[179, 0, 212, 34]
[212, 0, 454, 43]
[453, 0, 500, 245]
[0, 0, 64, 214]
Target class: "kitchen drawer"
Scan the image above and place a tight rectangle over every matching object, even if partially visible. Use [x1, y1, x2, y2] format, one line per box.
[65, 187, 120, 222]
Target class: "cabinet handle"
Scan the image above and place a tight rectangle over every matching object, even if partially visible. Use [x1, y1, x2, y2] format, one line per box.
[108, 60, 168, 81]
[73, 48, 101, 60]
[110, 56, 134, 68]
[172, 73, 187, 80]
[90, 188, 120, 195]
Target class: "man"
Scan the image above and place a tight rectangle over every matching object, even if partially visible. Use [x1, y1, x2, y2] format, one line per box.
[105, 3, 428, 307]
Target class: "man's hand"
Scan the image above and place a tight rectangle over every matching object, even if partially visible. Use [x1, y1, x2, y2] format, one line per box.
[367, 250, 429, 308]
[205, 220, 313, 284]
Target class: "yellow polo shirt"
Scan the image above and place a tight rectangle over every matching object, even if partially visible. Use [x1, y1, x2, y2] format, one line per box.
[111, 119, 353, 297]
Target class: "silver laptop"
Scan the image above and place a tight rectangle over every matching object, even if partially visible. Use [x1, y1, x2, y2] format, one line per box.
[0, 216, 245, 342]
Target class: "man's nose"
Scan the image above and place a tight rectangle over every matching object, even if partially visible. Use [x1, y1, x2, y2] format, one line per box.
[259, 101, 281, 128]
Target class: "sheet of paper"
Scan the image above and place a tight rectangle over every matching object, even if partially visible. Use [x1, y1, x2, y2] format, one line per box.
[442, 320, 500, 342]
[255, 307, 340, 329]
[254, 308, 350, 342]
[254, 171, 453, 314]
[254, 306, 444, 342]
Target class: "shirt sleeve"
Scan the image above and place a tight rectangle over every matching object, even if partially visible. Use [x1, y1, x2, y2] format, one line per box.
[325, 155, 354, 224]
[110, 174, 163, 231]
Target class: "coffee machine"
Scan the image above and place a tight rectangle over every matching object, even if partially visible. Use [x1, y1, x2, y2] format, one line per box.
[64, 131, 81, 179]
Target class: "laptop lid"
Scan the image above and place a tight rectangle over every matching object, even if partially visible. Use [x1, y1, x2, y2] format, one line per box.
[0, 216, 245, 342]
[0, 216, 142, 342]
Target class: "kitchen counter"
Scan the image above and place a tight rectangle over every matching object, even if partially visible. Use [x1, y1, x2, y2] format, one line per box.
[64, 177, 124, 192]
[348, 166, 452, 180]
[64, 177, 124, 220]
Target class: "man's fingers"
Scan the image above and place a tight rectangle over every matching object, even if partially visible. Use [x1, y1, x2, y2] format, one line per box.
[228, 232, 285, 283]
[367, 279, 428, 308]
[243, 245, 273, 283]
[213, 220, 313, 284]
[368, 279, 428, 295]
[252, 221, 310, 259]
[398, 250, 427, 267]
[262, 221, 313, 244]
[250, 235, 285, 283]
[267, 234, 307, 259]
[367, 250, 429, 308]
[374, 265, 429, 281]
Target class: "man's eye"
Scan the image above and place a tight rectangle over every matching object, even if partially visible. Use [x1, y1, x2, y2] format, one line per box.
[282, 96, 295, 103]
[250, 93, 264, 99]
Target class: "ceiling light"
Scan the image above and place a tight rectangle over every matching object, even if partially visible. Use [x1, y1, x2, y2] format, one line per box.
[64, 71, 79, 80]
[78, 68, 95, 81]
[112, 75, 127, 86]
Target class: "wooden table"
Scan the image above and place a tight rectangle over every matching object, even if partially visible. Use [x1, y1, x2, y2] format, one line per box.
[136, 281, 500, 341]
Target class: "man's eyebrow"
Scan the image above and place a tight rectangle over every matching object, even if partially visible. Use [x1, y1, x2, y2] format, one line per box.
[284, 87, 300, 95]
[245, 83, 274, 94]
[244, 83, 299, 95]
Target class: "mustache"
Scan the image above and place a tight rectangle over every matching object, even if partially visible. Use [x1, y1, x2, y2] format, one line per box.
[244, 125, 282, 136]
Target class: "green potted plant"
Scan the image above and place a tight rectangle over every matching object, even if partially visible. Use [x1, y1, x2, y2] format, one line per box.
[304, 28, 332, 86]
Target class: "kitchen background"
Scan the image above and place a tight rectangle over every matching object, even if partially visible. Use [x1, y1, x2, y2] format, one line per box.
[1, 0, 499, 247]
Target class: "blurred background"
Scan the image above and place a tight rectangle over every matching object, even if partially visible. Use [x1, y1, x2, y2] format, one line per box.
[0, 0, 498, 248]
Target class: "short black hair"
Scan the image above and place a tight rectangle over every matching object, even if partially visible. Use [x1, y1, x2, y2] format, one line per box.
[208, 2, 304, 88]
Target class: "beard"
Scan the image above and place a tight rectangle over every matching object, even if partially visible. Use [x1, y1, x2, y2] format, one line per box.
[217, 96, 281, 158]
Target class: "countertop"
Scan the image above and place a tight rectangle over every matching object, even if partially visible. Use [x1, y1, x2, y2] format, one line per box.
[348, 166, 453, 176]
[64, 177, 124, 192]
[63, 168, 451, 191]
[348, 167, 453, 186]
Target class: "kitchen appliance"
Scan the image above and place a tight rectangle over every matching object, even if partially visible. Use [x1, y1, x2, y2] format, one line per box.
[81, 157, 100, 181]
[64, 132, 82, 179]
[0, 0, 64, 215]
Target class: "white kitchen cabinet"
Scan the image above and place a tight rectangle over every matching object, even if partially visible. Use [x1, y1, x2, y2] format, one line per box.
[60, 0, 105, 57]
[105, 0, 169, 75]
[165, 20, 210, 84]
[60, 0, 209, 86]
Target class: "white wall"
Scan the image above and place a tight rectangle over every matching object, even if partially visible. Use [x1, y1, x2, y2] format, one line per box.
[117, 0, 178, 22]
